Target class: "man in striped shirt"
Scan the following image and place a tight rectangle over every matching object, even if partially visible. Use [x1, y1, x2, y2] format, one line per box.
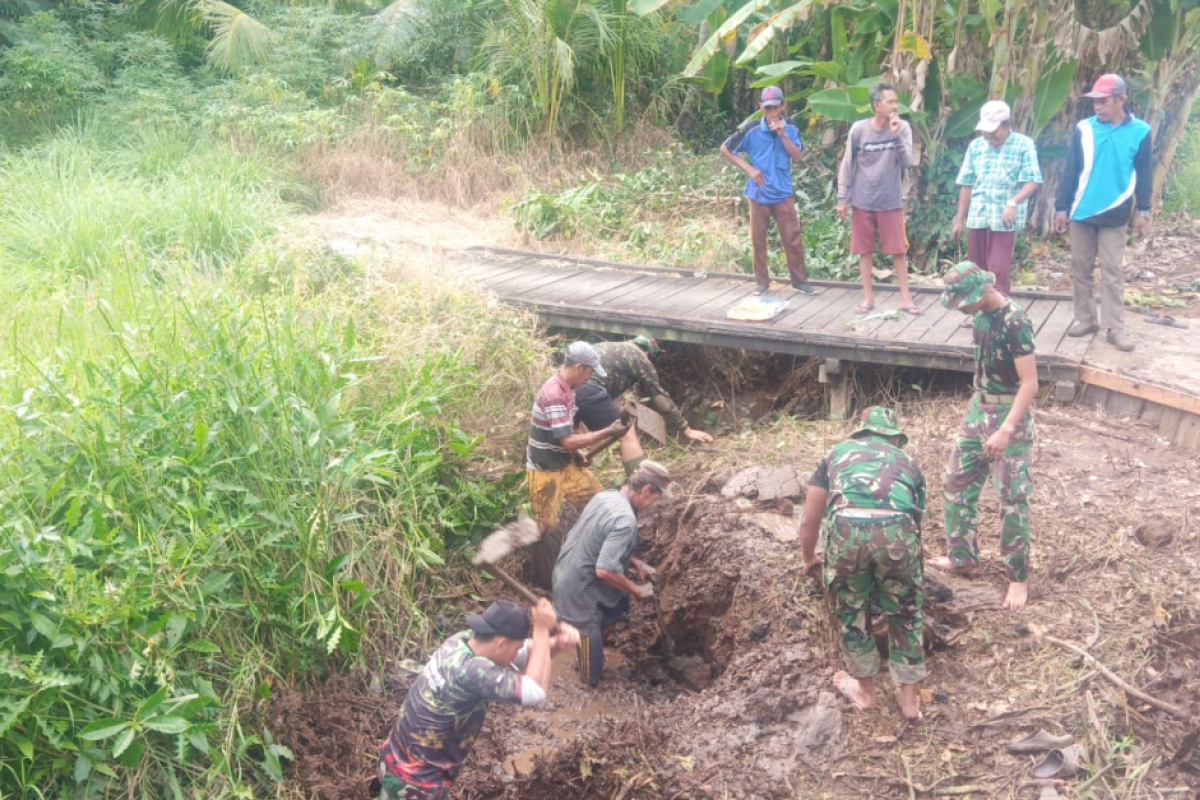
[526, 341, 631, 586]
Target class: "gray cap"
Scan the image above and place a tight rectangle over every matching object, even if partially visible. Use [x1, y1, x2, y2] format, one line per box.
[632, 460, 672, 494]
[564, 341, 606, 378]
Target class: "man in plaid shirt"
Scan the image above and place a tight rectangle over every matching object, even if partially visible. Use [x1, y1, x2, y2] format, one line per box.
[950, 101, 1043, 296]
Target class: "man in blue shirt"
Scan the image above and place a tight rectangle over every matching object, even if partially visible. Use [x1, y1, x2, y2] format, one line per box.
[720, 86, 816, 296]
[1054, 74, 1152, 353]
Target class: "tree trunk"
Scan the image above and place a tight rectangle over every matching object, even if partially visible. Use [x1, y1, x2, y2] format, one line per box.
[1152, 71, 1200, 208]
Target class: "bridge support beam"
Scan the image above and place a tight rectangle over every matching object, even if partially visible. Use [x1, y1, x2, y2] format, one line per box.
[819, 359, 852, 421]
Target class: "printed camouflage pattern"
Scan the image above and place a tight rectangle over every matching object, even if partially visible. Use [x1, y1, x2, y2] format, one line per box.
[378, 764, 450, 800]
[809, 437, 927, 521]
[380, 632, 523, 789]
[968, 297, 1036, 394]
[590, 342, 688, 432]
[943, 395, 1034, 582]
[823, 514, 926, 684]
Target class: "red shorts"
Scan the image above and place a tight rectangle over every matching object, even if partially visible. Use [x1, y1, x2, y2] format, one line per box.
[850, 207, 908, 256]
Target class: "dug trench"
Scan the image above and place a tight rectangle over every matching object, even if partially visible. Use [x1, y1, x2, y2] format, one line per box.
[266, 357, 1200, 800]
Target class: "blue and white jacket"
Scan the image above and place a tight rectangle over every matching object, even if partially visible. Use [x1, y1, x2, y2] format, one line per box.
[1055, 113, 1152, 228]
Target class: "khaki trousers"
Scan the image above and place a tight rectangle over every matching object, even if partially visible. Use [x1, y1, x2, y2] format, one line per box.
[1069, 221, 1127, 330]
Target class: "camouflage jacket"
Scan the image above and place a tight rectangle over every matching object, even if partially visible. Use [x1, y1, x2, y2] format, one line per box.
[971, 298, 1036, 394]
[809, 436, 926, 522]
[380, 632, 524, 787]
[590, 342, 688, 432]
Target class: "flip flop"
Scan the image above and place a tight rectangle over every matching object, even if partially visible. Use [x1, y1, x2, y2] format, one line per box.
[899, 304, 924, 316]
[854, 302, 875, 314]
[1145, 313, 1188, 329]
[1008, 729, 1075, 754]
[1031, 744, 1087, 779]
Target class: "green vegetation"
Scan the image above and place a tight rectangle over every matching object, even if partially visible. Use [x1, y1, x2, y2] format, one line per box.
[1164, 119, 1200, 216]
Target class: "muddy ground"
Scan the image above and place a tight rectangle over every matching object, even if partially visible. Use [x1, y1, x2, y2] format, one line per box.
[268, 392, 1200, 800]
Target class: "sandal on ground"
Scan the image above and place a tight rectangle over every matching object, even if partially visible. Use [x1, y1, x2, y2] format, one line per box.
[854, 302, 875, 314]
[1008, 729, 1075, 754]
[899, 304, 924, 316]
[1031, 744, 1087, 779]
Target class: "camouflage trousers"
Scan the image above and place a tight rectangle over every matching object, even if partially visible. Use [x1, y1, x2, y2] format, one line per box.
[378, 763, 451, 800]
[942, 395, 1034, 583]
[822, 513, 926, 685]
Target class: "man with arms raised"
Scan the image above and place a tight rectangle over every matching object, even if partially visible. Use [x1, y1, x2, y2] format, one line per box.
[933, 262, 1038, 612]
[378, 599, 578, 799]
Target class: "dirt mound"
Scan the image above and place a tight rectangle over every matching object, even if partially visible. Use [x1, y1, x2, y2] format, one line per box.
[268, 400, 1200, 799]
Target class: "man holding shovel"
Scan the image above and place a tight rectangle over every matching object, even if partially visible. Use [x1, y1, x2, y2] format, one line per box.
[576, 336, 713, 476]
[527, 341, 632, 587]
[552, 461, 671, 687]
[800, 407, 927, 720]
[378, 598, 579, 799]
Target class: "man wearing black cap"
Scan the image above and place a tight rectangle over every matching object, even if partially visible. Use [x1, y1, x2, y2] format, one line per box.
[1055, 73, 1153, 353]
[378, 598, 578, 799]
[552, 460, 671, 687]
[576, 337, 714, 476]
[720, 85, 817, 296]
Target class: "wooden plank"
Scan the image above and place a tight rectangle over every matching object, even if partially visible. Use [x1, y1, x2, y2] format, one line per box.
[522, 270, 653, 305]
[656, 277, 748, 316]
[1078, 365, 1200, 416]
[460, 259, 538, 285]
[1159, 408, 1183, 441]
[1035, 298, 1079, 358]
[1173, 412, 1200, 451]
[1104, 391, 1144, 418]
[664, 282, 757, 322]
[619, 279, 705, 316]
[1021, 299, 1056, 339]
[486, 266, 590, 297]
[921, 303, 974, 345]
[1079, 384, 1110, 409]
[1138, 401, 1165, 427]
[571, 273, 661, 307]
[588, 275, 695, 310]
[769, 287, 853, 329]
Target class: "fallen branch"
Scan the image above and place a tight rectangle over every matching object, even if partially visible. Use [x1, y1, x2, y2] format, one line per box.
[1034, 409, 1135, 442]
[932, 787, 990, 797]
[1036, 631, 1192, 721]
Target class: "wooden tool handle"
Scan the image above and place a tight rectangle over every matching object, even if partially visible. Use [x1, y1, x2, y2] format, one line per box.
[486, 563, 540, 606]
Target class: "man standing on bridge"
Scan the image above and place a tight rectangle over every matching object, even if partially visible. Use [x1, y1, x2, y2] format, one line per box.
[800, 406, 927, 720]
[837, 81, 919, 315]
[575, 336, 713, 477]
[933, 262, 1038, 612]
[1055, 73, 1152, 353]
[719, 86, 817, 296]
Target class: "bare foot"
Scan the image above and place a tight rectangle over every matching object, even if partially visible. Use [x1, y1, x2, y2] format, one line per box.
[832, 670, 875, 710]
[928, 555, 981, 578]
[897, 684, 922, 720]
[1003, 581, 1028, 611]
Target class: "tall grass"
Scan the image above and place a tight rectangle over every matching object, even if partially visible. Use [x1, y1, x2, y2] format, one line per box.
[1163, 119, 1200, 217]
[0, 125, 540, 798]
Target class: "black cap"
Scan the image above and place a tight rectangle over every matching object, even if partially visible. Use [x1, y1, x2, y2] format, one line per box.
[465, 600, 530, 640]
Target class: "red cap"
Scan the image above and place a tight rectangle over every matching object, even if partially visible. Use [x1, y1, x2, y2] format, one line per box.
[1083, 74, 1127, 98]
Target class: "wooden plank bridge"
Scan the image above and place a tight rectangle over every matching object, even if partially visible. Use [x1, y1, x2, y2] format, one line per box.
[459, 246, 1090, 386]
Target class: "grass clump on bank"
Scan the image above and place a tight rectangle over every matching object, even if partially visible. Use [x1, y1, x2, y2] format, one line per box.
[0, 125, 542, 799]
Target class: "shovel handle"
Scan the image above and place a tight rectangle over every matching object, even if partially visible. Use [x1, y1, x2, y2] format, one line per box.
[484, 562, 540, 607]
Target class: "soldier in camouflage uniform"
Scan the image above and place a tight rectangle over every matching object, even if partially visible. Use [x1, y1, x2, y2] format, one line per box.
[378, 599, 578, 799]
[933, 261, 1038, 612]
[575, 336, 713, 475]
[800, 406, 927, 720]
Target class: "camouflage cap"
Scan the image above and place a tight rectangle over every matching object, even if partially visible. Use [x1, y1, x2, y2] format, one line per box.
[940, 261, 995, 310]
[632, 335, 662, 356]
[850, 406, 908, 447]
